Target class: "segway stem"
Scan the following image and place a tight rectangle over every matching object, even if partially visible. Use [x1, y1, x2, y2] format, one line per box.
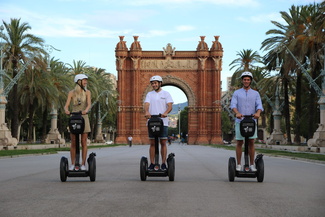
[75, 134, 80, 167]
[154, 136, 160, 166]
[244, 137, 249, 170]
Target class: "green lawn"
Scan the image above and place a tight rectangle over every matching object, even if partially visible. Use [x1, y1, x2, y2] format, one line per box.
[0, 144, 127, 158]
[206, 144, 325, 162]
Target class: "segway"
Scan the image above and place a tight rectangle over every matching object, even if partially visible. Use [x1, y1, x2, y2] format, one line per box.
[60, 112, 96, 182]
[228, 115, 264, 182]
[140, 114, 175, 181]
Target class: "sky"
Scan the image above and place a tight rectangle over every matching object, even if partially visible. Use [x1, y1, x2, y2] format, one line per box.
[0, 0, 322, 104]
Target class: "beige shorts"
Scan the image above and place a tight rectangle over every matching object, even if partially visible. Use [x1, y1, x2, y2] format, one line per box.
[82, 114, 91, 133]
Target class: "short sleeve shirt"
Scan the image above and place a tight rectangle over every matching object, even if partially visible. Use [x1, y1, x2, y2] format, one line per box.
[144, 89, 174, 126]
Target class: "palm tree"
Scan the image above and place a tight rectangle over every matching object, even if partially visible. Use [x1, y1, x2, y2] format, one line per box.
[42, 58, 71, 141]
[86, 67, 117, 140]
[292, 3, 325, 140]
[18, 54, 58, 142]
[261, 3, 324, 144]
[229, 49, 264, 87]
[0, 18, 45, 139]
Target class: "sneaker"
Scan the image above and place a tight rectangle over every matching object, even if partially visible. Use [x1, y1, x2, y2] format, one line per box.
[81, 165, 86, 170]
[69, 165, 75, 171]
[236, 164, 242, 171]
[161, 163, 167, 171]
[250, 165, 257, 172]
[148, 163, 155, 171]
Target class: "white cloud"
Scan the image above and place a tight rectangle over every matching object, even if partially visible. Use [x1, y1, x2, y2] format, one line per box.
[236, 12, 283, 24]
[175, 25, 196, 32]
[123, 0, 259, 7]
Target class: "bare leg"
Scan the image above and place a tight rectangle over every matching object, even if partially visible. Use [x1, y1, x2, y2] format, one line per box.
[160, 139, 167, 164]
[81, 133, 88, 165]
[236, 140, 243, 165]
[70, 133, 76, 165]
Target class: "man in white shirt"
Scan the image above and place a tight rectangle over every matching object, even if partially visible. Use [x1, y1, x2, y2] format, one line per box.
[144, 75, 174, 171]
[128, 135, 132, 147]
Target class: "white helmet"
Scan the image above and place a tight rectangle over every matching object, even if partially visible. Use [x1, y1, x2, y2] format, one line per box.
[74, 74, 88, 83]
[150, 75, 163, 82]
[241, 71, 253, 79]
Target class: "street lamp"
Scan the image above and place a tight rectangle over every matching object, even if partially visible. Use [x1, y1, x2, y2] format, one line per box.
[178, 105, 181, 140]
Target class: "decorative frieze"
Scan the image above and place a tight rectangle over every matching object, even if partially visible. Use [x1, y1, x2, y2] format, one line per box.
[140, 59, 198, 70]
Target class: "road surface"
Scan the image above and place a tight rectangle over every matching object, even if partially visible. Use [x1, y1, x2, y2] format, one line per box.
[0, 143, 324, 217]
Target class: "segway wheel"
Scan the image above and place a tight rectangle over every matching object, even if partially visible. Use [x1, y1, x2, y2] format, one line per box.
[167, 156, 175, 181]
[88, 154, 96, 182]
[256, 157, 264, 182]
[140, 156, 148, 181]
[228, 157, 236, 182]
[60, 157, 68, 182]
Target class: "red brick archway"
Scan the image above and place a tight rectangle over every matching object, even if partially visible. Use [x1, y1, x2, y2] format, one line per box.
[114, 36, 223, 145]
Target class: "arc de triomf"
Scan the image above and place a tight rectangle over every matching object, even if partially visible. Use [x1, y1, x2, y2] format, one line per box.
[114, 35, 223, 145]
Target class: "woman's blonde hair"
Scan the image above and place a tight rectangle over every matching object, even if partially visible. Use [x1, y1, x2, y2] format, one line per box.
[72, 82, 86, 106]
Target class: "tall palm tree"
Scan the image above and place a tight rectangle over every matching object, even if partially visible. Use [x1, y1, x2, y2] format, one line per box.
[42, 58, 71, 141]
[0, 18, 45, 139]
[261, 3, 324, 144]
[19, 54, 57, 142]
[292, 2, 325, 140]
[229, 49, 264, 88]
[86, 67, 117, 140]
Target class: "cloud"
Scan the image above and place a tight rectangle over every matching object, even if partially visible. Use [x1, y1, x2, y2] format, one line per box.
[236, 12, 283, 24]
[175, 25, 196, 32]
[123, 0, 259, 7]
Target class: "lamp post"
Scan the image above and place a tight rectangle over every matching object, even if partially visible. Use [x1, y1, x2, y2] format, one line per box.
[44, 44, 65, 145]
[178, 105, 181, 141]
[92, 90, 111, 143]
[0, 25, 18, 148]
[307, 45, 325, 148]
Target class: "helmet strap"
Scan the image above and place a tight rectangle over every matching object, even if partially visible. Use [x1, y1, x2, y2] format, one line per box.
[155, 82, 162, 92]
[77, 81, 86, 92]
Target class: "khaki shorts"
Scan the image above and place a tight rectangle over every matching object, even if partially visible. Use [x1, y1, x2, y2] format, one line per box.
[82, 114, 91, 133]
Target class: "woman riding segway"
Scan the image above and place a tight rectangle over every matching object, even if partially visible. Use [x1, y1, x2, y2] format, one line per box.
[64, 73, 91, 171]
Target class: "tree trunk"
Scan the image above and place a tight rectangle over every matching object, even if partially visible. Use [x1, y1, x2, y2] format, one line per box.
[10, 64, 20, 139]
[283, 78, 292, 144]
[294, 71, 302, 144]
[27, 103, 35, 143]
[41, 108, 48, 143]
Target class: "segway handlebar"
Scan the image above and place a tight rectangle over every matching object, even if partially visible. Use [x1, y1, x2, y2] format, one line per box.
[243, 115, 254, 118]
[70, 111, 82, 116]
[68, 111, 89, 116]
[150, 114, 162, 118]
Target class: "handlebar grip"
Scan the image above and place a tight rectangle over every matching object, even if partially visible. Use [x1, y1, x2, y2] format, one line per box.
[150, 114, 162, 118]
[70, 111, 82, 115]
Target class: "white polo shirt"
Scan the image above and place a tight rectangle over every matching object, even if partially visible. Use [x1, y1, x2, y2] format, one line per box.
[144, 89, 174, 126]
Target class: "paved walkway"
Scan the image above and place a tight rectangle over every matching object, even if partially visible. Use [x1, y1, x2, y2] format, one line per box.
[0, 143, 324, 217]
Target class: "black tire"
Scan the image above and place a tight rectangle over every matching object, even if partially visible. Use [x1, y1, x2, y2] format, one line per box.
[140, 157, 148, 181]
[60, 157, 68, 182]
[89, 156, 96, 182]
[228, 157, 236, 182]
[256, 158, 264, 182]
[167, 157, 175, 181]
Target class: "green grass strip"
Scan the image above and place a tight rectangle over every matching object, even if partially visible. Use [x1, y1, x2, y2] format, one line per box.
[206, 144, 325, 162]
[0, 144, 128, 157]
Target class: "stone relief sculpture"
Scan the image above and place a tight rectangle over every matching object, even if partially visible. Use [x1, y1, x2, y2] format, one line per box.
[163, 43, 176, 56]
